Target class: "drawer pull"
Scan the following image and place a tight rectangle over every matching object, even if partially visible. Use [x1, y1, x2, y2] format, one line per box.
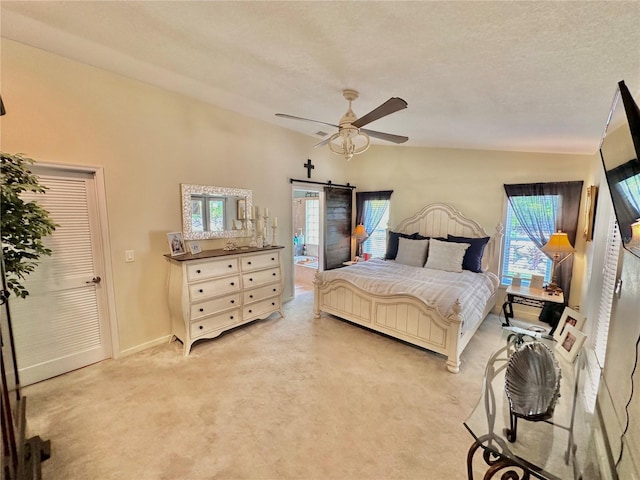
[228, 264, 233, 268]
[199, 325, 204, 330]
[249, 294, 254, 298]
[231, 282, 235, 286]
[272, 272, 276, 276]
[273, 288, 276, 292]
[248, 309, 252, 313]
[199, 308, 204, 312]
[231, 300, 235, 304]
[196, 269, 201, 274]
[272, 302, 275, 306]
[249, 278, 253, 282]
[230, 315, 234, 320]
[248, 261, 252, 265]
[271, 257, 275, 261]
[199, 289, 203, 293]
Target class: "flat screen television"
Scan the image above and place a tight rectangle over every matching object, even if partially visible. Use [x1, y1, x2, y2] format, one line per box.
[600, 80, 640, 258]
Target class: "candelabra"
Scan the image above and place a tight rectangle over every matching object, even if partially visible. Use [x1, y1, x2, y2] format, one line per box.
[255, 212, 264, 248]
[262, 213, 270, 247]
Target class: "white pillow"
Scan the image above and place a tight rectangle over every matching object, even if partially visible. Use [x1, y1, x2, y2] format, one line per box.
[424, 238, 470, 272]
[395, 237, 430, 267]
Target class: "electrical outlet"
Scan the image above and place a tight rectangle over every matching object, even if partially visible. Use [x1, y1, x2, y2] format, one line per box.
[125, 250, 135, 262]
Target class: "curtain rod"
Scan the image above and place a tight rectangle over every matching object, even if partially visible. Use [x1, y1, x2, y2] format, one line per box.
[289, 178, 356, 189]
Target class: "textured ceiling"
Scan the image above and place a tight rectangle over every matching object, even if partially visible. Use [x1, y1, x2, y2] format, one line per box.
[2, 1, 639, 154]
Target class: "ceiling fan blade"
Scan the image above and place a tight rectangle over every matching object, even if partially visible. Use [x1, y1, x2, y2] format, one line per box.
[275, 113, 339, 129]
[313, 136, 334, 148]
[351, 97, 408, 128]
[361, 128, 409, 144]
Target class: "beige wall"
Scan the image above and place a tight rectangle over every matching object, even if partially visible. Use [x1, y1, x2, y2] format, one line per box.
[346, 145, 596, 307]
[1, 39, 599, 354]
[1, 40, 346, 353]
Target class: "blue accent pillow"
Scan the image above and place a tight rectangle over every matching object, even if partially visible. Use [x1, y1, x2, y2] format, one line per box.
[447, 235, 490, 273]
[385, 231, 418, 259]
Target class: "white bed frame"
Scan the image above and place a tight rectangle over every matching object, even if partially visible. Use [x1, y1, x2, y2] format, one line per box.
[313, 203, 503, 373]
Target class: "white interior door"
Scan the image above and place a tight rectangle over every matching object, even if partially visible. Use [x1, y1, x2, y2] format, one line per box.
[9, 166, 113, 386]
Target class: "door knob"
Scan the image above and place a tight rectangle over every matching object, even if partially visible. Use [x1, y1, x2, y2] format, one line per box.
[86, 276, 102, 284]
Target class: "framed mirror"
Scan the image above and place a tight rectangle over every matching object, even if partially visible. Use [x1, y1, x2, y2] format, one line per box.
[181, 184, 253, 240]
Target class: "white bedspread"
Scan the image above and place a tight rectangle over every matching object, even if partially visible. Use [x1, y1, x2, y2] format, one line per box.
[316, 259, 499, 332]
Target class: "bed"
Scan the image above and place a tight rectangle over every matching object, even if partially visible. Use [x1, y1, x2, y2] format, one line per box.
[313, 203, 503, 373]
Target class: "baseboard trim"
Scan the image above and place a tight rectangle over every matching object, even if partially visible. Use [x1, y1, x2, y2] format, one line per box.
[119, 335, 173, 357]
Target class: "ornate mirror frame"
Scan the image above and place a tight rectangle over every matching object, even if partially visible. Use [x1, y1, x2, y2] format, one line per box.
[181, 184, 253, 240]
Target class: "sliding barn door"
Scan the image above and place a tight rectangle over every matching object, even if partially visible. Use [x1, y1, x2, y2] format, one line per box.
[324, 187, 352, 270]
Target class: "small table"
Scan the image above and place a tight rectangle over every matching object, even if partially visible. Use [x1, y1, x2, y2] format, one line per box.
[502, 285, 564, 327]
[464, 329, 588, 480]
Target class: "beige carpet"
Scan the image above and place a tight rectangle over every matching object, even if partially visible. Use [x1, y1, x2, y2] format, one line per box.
[23, 291, 504, 479]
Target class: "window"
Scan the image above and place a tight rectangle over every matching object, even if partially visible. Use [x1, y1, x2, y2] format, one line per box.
[191, 195, 225, 233]
[362, 202, 390, 258]
[355, 190, 393, 259]
[305, 198, 319, 245]
[501, 195, 557, 285]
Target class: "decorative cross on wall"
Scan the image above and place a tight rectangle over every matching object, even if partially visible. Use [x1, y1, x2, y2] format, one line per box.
[304, 159, 315, 178]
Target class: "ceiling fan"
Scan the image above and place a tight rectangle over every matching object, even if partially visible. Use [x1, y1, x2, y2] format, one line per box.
[276, 89, 408, 161]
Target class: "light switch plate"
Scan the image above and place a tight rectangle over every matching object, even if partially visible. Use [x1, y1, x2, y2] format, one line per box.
[125, 250, 135, 262]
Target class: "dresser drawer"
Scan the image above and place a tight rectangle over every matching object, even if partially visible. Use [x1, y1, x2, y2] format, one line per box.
[190, 293, 241, 320]
[242, 267, 280, 288]
[186, 258, 239, 282]
[191, 309, 240, 337]
[241, 252, 280, 271]
[243, 283, 281, 304]
[243, 297, 280, 320]
[189, 275, 240, 301]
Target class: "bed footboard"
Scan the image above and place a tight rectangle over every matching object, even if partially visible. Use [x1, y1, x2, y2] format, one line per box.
[314, 277, 465, 373]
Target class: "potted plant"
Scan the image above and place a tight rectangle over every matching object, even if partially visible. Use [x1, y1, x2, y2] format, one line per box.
[1, 152, 56, 298]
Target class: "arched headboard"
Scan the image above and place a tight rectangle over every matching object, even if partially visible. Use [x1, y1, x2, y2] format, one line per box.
[393, 203, 503, 277]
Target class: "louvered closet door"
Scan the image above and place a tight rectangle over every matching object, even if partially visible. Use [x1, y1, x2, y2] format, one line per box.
[10, 168, 111, 386]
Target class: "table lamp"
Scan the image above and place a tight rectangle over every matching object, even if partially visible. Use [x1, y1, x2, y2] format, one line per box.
[541, 231, 575, 292]
[353, 224, 367, 257]
[629, 219, 640, 249]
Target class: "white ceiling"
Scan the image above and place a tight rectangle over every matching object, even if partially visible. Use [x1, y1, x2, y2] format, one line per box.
[2, 1, 639, 154]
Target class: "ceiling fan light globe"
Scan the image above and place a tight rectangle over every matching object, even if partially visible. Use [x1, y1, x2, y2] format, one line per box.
[327, 129, 369, 161]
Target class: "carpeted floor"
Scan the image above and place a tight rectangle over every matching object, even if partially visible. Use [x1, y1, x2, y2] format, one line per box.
[23, 291, 505, 479]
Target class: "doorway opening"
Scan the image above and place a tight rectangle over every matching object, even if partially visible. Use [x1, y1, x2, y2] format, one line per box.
[292, 186, 323, 296]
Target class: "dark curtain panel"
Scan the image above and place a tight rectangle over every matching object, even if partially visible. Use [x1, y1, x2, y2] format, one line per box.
[504, 181, 583, 301]
[355, 190, 393, 236]
[606, 159, 640, 243]
[324, 187, 353, 270]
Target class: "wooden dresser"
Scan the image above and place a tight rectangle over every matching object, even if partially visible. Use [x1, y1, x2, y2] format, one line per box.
[165, 246, 284, 355]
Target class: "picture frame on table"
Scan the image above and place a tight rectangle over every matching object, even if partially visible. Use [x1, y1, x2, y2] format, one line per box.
[556, 325, 587, 363]
[167, 232, 186, 256]
[237, 199, 247, 220]
[530, 274, 544, 290]
[553, 306, 586, 342]
[189, 241, 202, 255]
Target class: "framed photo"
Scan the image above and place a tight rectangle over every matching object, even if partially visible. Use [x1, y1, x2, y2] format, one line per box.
[237, 199, 247, 220]
[189, 241, 202, 255]
[530, 274, 544, 290]
[553, 306, 586, 342]
[556, 325, 587, 363]
[167, 232, 186, 256]
[583, 185, 598, 242]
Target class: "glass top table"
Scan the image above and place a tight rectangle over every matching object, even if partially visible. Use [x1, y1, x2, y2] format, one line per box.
[464, 327, 595, 480]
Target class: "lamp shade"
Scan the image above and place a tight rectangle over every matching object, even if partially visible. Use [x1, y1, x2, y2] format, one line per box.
[541, 231, 575, 254]
[353, 224, 367, 240]
[630, 219, 640, 245]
